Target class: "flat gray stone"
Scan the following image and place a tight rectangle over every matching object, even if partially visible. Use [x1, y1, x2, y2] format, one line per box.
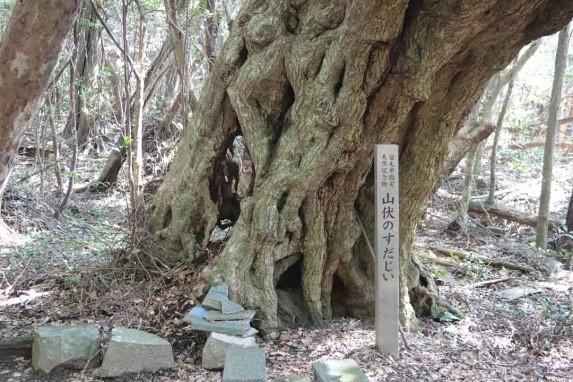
[498, 287, 543, 301]
[184, 306, 255, 336]
[204, 309, 256, 322]
[98, 327, 175, 377]
[222, 299, 245, 314]
[32, 325, 100, 374]
[313, 359, 369, 382]
[241, 327, 260, 338]
[189, 316, 253, 336]
[202, 332, 257, 370]
[203, 284, 229, 310]
[223, 346, 266, 382]
[273, 376, 312, 382]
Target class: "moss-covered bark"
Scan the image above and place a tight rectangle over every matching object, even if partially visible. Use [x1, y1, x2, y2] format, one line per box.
[148, 0, 573, 333]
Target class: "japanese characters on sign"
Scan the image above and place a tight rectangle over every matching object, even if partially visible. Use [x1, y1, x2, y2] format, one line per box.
[374, 144, 399, 356]
[377, 149, 398, 282]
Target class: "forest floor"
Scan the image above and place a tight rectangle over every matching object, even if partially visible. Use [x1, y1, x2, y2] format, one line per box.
[0, 148, 572, 381]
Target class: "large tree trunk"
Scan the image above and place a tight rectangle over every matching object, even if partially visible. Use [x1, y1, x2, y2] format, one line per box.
[0, 0, 81, 240]
[536, 24, 570, 249]
[148, 0, 573, 334]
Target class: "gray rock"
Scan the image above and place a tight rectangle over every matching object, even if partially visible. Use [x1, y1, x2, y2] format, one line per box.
[203, 284, 229, 310]
[202, 332, 257, 370]
[98, 327, 175, 377]
[273, 376, 312, 382]
[190, 317, 253, 337]
[204, 309, 256, 322]
[32, 325, 100, 374]
[222, 299, 245, 314]
[312, 359, 369, 382]
[241, 327, 260, 338]
[223, 346, 266, 382]
[184, 306, 255, 336]
[498, 287, 543, 301]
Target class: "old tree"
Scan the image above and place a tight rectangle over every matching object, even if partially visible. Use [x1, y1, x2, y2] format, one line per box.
[148, 1, 573, 334]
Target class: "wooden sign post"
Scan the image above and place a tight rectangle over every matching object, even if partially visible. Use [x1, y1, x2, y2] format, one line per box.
[374, 144, 399, 356]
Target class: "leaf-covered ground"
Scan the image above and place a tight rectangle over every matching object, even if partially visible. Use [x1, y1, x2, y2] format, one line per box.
[0, 149, 571, 381]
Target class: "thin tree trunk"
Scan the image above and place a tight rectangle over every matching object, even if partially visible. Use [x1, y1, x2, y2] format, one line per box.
[566, 187, 573, 232]
[106, 59, 124, 123]
[487, 79, 515, 205]
[47, 95, 63, 196]
[164, 0, 190, 132]
[202, 0, 217, 72]
[55, 24, 80, 219]
[63, 3, 103, 148]
[441, 41, 540, 179]
[0, 0, 81, 239]
[159, 89, 183, 137]
[128, 4, 146, 211]
[456, 99, 483, 225]
[457, 41, 539, 221]
[536, 24, 570, 249]
[83, 1, 169, 193]
[459, 148, 478, 225]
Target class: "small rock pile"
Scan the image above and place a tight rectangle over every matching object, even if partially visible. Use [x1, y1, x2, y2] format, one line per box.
[183, 284, 371, 381]
[184, 283, 263, 375]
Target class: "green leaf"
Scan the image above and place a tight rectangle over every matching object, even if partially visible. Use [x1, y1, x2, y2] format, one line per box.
[122, 136, 133, 148]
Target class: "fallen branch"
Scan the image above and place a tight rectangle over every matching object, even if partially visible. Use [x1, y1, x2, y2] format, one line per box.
[467, 200, 562, 232]
[435, 191, 563, 232]
[416, 251, 459, 268]
[509, 141, 573, 150]
[471, 277, 514, 288]
[416, 243, 534, 273]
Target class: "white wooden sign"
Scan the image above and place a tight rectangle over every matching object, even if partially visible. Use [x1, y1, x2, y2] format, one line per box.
[374, 144, 399, 356]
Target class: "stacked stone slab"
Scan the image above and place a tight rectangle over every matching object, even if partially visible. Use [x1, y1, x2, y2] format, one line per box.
[184, 283, 263, 373]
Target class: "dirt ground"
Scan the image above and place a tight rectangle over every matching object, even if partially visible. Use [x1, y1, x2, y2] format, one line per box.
[0, 149, 572, 381]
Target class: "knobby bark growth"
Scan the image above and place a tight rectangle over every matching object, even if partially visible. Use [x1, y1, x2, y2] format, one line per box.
[536, 24, 570, 249]
[148, 0, 573, 333]
[0, 0, 81, 240]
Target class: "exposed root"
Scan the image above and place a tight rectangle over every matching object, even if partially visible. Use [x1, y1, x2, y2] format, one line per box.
[409, 256, 464, 322]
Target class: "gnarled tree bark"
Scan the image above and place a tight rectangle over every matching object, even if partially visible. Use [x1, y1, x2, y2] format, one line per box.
[148, 0, 573, 334]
